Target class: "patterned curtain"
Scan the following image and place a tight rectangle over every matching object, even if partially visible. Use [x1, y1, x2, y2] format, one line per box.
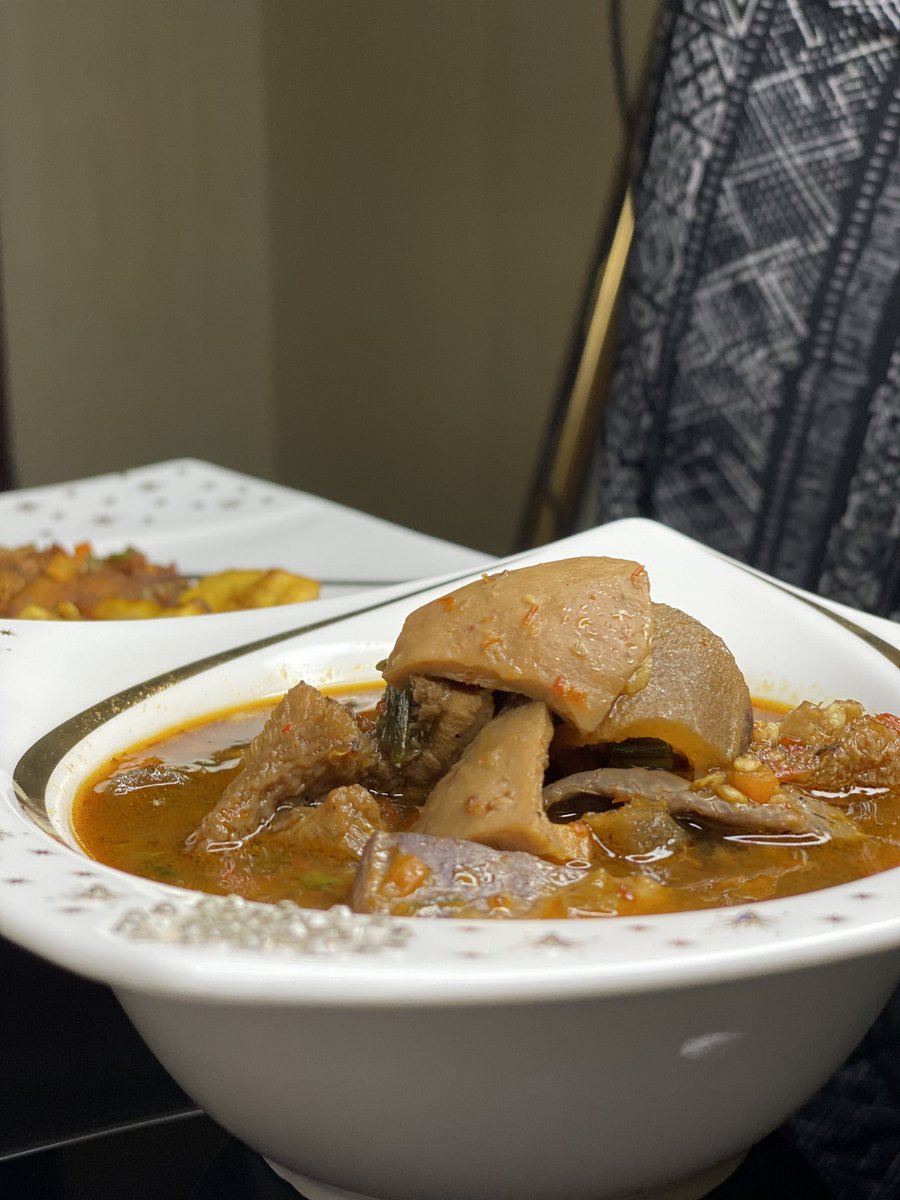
[580, 0, 900, 620]
[581, 7, 900, 1197]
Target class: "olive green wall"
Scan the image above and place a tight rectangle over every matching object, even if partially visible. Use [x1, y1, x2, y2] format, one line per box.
[0, 0, 658, 554]
[0, 1, 276, 485]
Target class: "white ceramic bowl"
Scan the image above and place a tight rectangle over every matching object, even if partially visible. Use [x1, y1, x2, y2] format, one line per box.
[2, 519, 900, 1200]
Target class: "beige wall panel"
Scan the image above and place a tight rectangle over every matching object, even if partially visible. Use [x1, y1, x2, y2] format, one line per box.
[0, 0, 274, 488]
[263, 0, 657, 554]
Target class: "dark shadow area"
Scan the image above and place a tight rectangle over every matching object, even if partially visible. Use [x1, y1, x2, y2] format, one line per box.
[0, 1114, 229, 1200]
[4, 1123, 833, 1200]
[0, 937, 197, 1158]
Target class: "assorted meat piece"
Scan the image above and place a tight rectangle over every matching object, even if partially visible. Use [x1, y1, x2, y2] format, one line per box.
[591, 603, 753, 772]
[542, 766, 855, 840]
[580, 801, 690, 860]
[187, 682, 380, 851]
[413, 701, 590, 862]
[753, 700, 900, 793]
[381, 557, 652, 735]
[374, 676, 494, 796]
[352, 831, 588, 918]
[271, 785, 388, 862]
[353, 830, 673, 919]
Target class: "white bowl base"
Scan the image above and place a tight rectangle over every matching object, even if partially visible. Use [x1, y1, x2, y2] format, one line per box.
[266, 1151, 747, 1200]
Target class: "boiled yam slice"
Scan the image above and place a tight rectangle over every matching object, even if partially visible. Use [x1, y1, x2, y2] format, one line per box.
[382, 557, 652, 735]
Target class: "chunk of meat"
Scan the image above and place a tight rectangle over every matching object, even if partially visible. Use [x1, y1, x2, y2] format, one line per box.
[374, 676, 494, 796]
[542, 766, 855, 839]
[590, 603, 753, 771]
[270, 785, 388, 861]
[753, 700, 900, 793]
[535, 866, 675, 919]
[583, 801, 691, 859]
[352, 831, 588, 918]
[187, 682, 379, 851]
[777, 699, 865, 741]
[382, 557, 652, 735]
[414, 701, 590, 862]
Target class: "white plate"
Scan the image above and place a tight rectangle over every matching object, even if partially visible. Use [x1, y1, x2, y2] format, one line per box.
[1, 517, 899, 1005]
[0, 457, 487, 587]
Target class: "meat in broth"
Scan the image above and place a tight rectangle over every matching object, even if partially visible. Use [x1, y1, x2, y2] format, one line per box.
[73, 557, 900, 918]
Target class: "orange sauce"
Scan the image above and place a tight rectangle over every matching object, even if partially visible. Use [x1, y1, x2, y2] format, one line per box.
[72, 692, 900, 917]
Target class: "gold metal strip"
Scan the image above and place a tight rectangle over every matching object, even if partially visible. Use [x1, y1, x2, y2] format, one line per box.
[528, 191, 635, 547]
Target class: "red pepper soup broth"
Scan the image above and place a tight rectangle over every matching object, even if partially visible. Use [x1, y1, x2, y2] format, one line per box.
[72, 689, 900, 918]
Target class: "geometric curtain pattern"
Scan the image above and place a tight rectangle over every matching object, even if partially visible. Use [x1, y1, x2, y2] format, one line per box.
[580, 9, 900, 1195]
[580, 0, 900, 619]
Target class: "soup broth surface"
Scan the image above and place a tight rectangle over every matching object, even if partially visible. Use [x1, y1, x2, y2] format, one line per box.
[73, 688, 900, 918]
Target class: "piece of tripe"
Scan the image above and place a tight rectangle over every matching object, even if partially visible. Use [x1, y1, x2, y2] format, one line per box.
[382, 557, 652, 736]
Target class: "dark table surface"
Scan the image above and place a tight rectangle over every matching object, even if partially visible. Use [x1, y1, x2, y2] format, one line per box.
[1, 934, 834, 1200]
[0, 1122, 834, 1200]
[0, 937, 196, 1159]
